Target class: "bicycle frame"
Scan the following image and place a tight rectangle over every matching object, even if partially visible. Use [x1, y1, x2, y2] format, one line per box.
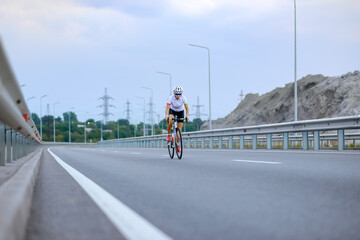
[167, 116, 184, 159]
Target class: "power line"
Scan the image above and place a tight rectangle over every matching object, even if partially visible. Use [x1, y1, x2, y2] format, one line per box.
[97, 88, 115, 123]
[239, 90, 244, 102]
[190, 96, 207, 119]
[124, 99, 132, 123]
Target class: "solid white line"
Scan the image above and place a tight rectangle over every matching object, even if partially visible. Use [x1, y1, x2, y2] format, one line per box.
[47, 148, 172, 240]
[130, 152, 142, 155]
[185, 148, 360, 155]
[232, 159, 282, 164]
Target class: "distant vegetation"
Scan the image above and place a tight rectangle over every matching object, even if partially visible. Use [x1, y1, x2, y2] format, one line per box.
[33, 112, 205, 143]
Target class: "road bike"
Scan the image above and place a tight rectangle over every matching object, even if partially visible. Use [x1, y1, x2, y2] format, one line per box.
[167, 116, 184, 159]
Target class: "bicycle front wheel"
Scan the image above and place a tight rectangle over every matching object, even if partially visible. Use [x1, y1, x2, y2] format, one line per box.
[176, 128, 183, 159]
[168, 140, 174, 159]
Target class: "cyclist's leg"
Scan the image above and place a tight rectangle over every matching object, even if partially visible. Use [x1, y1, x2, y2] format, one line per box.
[176, 110, 185, 136]
[167, 114, 174, 134]
[177, 122, 183, 143]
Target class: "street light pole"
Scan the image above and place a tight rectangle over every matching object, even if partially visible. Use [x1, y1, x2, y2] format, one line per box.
[84, 112, 89, 143]
[68, 107, 74, 143]
[117, 120, 119, 139]
[136, 97, 146, 136]
[189, 43, 212, 130]
[294, 0, 298, 122]
[40, 95, 47, 141]
[27, 96, 36, 105]
[156, 71, 172, 96]
[142, 87, 154, 135]
[53, 102, 60, 142]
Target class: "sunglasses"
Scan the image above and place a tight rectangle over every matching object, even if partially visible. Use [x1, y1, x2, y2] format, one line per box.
[175, 93, 182, 96]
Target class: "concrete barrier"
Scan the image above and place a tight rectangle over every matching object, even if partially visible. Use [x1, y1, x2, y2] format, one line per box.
[0, 148, 43, 240]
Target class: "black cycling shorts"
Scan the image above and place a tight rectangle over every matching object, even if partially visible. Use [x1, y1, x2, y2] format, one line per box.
[169, 109, 184, 123]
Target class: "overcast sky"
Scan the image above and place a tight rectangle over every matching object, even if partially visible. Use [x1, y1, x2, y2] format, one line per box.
[1, 0, 359, 123]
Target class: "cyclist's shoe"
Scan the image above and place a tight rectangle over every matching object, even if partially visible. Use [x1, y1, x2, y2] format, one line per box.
[177, 145, 181, 152]
[166, 135, 171, 142]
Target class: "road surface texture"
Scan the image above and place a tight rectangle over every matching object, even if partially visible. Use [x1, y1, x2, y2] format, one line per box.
[26, 147, 360, 240]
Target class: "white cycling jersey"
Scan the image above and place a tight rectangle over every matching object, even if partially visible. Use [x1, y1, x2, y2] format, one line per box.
[167, 95, 188, 112]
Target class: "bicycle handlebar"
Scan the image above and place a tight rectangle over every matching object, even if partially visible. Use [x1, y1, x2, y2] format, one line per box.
[167, 117, 188, 123]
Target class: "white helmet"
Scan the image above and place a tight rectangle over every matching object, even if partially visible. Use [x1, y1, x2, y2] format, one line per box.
[173, 85, 183, 94]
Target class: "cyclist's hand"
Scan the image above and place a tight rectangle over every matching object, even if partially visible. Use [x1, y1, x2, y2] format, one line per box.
[165, 115, 169, 122]
[185, 117, 189, 123]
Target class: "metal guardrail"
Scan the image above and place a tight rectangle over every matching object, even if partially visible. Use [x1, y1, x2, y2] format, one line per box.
[99, 116, 360, 151]
[0, 39, 41, 166]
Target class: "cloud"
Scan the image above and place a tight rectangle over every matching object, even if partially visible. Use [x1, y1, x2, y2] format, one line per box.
[168, 0, 288, 20]
[0, 0, 142, 47]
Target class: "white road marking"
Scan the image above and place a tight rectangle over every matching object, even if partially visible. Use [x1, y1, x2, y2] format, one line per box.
[185, 148, 360, 155]
[232, 159, 282, 164]
[130, 152, 142, 155]
[48, 148, 172, 240]
[100, 150, 105, 152]
[113, 151, 119, 153]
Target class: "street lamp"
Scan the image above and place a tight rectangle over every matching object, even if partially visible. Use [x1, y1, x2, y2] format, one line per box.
[188, 43, 212, 130]
[84, 112, 89, 143]
[53, 102, 60, 142]
[40, 95, 47, 140]
[136, 97, 146, 136]
[142, 87, 154, 135]
[27, 96, 36, 105]
[156, 71, 172, 96]
[117, 118, 119, 139]
[68, 107, 74, 143]
[294, 0, 298, 121]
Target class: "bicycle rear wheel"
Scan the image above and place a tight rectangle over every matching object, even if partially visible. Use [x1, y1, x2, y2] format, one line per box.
[175, 128, 183, 159]
[168, 139, 174, 159]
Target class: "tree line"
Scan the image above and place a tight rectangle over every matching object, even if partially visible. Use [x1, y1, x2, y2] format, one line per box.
[32, 112, 205, 143]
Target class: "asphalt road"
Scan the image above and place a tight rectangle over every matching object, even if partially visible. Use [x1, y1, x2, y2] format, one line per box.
[26, 147, 360, 240]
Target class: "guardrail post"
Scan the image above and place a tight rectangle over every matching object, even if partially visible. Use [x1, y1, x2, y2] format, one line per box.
[252, 135, 257, 150]
[0, 123, 5, 166]
[187, 138, 190, 149]
[26, 138, 29, 155]
[6, 128, 12, 163]
[266, 134, 272, 150]
[19, 135, 22, 158]
[338, 130, 345, 151]
[194, 138, 197, 149]
[229, 136, 233, 149]
[201, 138, 205, 149]
[240, 135, 244, 149]
[302, 132, 309, 150]
[209, 137, 213, 149]
[314, 131, 320, 150]
[12, 132, 16, 160]
[283, 133, 289, 150]
[13, 133, 17, 160]
[219, 137, 222, 149]
[18, 134, 22, 158]
[23, 137, 26, 156]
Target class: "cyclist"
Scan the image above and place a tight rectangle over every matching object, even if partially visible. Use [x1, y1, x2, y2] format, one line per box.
[165, 85, 189, 152]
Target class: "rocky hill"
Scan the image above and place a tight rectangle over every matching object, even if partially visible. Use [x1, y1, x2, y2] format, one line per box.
[201, 70, 360, 130]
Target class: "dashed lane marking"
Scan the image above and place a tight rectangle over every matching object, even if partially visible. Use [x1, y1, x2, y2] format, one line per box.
[232, 159, 282, 164]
